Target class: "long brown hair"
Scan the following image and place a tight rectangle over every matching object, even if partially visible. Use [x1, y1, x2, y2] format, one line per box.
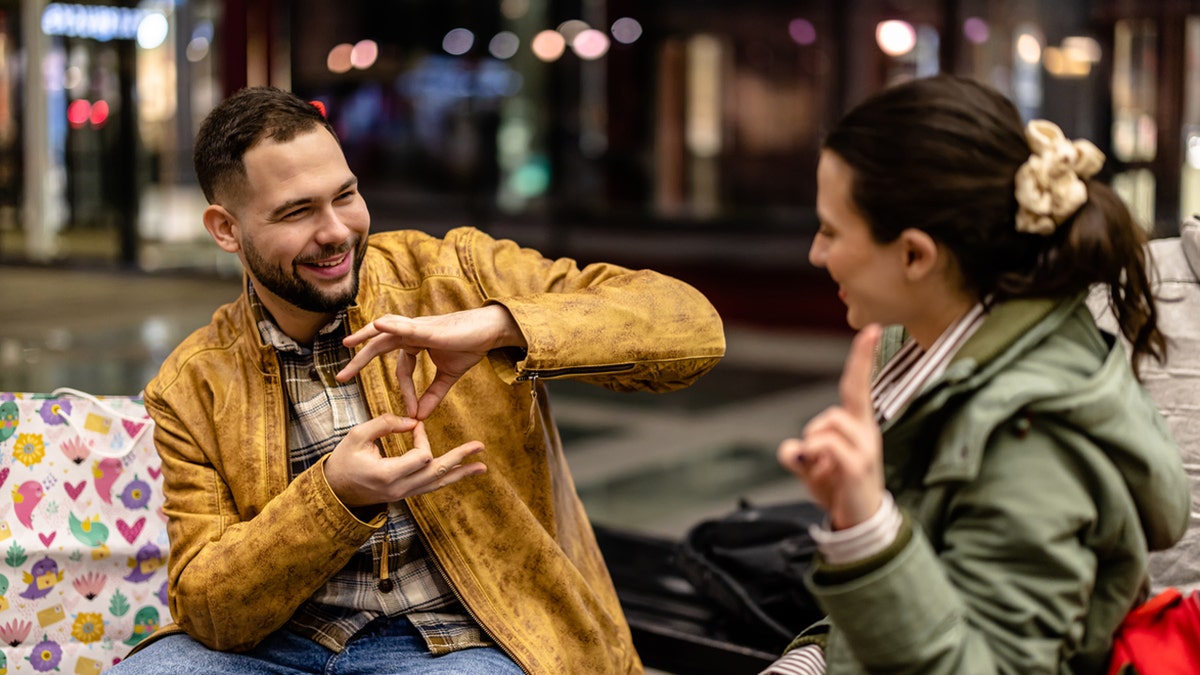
[823, 74, 1164, 369]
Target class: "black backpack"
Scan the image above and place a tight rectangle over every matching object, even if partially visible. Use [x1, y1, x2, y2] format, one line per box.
[673, 499, 826, 644]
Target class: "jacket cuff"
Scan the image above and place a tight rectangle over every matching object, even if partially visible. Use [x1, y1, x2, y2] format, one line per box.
[784, 615, 831, 653]
[308, 455, 388, 534]
[806, 523, 964, 667]
[811, 513, 914, 585]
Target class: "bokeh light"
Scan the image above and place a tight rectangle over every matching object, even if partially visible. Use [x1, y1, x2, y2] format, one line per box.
[351, 39, 378, 69]
[326, 43, 353, 73]
[876, 20, 916, 56]
[788, 18, 816, 46]
[489, 31, 520, 60]
[511, 160, 551, 197]
[611, 17, 642, 44]
[443, 28, 475, 56]
[186, 36, 210, 62]
[187, 21, 213, 63]
[963, 17, 989, 44]
[67, 99, 90, 129]
[531, 30, 566, 62]
[64, 66, 83, 91]
[89, 99, 109, 128]
[500, 0, 529, 20]
[572, 29, 610, 60]
[557, 20, 590, 43]
[136, 12, 168, 50]
[1016, 33, 1042, 64]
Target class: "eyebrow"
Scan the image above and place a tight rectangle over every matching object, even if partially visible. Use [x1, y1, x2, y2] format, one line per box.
[266, 177, 358, 221]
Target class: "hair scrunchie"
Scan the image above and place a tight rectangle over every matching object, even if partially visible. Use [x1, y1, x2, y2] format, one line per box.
[1013, 119, 1105, 236]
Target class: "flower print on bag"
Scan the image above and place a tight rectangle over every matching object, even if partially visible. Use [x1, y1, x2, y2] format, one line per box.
[12, 433, 45, 468]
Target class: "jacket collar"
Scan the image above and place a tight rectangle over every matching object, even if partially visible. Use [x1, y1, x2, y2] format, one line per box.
[882, 294, 1089, 485]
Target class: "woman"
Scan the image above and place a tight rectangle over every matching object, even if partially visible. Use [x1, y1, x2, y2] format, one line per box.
[764, 75, 1190, 674]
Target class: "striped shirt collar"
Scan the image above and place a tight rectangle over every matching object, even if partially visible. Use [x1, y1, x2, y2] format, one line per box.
[871, 302, 988, 424]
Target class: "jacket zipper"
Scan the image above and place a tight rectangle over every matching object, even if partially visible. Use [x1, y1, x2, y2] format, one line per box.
[515, 362, 635, 381]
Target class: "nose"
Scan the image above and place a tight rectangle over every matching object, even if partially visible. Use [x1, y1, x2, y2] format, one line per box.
[808, 236, 827, 269]
[313, 206, 351, 245]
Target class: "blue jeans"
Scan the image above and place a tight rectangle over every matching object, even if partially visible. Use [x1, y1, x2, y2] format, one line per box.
[109, 616, 524, 675]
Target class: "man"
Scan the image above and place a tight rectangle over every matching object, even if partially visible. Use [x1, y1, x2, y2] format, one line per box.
[112, 86, 725, 674]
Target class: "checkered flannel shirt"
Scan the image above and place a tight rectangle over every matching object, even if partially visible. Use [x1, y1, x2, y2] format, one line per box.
[249, 286, 490, 653]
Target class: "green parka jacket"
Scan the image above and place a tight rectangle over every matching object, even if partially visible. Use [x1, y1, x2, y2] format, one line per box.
[136, 227, 726, 674]
[789, 295, 1189, 674]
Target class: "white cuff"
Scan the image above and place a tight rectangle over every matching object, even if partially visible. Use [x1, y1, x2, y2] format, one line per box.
[808, 491, 902, 565]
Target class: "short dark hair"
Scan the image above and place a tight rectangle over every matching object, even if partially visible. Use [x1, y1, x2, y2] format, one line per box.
[193, 86, 337, 204]
[824, 74, 1164, 368]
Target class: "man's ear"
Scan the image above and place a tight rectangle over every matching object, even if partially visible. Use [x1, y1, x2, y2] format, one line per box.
[897, 228, 940, 282]
[202, 205, 241, 253]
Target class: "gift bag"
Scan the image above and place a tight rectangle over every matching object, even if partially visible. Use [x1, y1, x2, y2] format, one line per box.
[1108, 587, 1200, 675]
[0, 390, 170, 674]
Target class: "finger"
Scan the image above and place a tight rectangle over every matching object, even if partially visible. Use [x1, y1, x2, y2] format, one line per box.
[336, 346, 374, 382]
[336, 335, 396, 382]
[804, 408, 875, 453]
[342, 321, 386, 348]
[777, 438, 808, 475]
[396, 350, 419, 417]
[405, 461, 488, 498]
[840, 324, 882, 420]
[348, 413, 418, 446]
[415, 372, 462, 420]
[411, 420, 429, 452]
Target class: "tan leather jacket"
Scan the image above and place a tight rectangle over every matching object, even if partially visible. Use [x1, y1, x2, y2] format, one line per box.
[139, 227, 725, 673]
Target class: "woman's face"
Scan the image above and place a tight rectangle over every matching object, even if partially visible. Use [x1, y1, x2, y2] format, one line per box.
[810, 150, 913, 330]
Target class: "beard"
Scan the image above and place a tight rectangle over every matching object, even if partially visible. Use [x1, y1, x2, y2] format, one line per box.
[242, 235, 367, 313]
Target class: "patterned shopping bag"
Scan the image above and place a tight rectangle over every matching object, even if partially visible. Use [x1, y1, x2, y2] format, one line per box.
[0, 390, 169, 674]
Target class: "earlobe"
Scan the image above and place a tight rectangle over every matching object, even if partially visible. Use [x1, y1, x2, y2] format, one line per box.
[202, 205, 241, 253]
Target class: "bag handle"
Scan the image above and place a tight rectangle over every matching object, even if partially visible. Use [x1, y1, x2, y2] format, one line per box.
[49, 387, 152, 459]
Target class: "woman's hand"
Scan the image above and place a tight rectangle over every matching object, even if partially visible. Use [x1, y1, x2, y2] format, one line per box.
[777, 324, 885, 530]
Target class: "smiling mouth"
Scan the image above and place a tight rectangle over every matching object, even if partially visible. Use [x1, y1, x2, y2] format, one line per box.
[300, 249, 349, 267]
[306, 254, 345, 268]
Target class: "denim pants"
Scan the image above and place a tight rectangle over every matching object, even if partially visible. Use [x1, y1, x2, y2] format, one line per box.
[108, 615, 525, 675]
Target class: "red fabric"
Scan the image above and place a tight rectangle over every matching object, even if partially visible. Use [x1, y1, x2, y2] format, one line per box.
[1108, 588, 1200, 675]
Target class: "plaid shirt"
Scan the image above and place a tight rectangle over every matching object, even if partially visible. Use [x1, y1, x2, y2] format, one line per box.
[249, 287, 489, 653]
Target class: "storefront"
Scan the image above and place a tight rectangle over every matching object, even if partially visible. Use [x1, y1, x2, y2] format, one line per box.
[2, 0, 224, 270]
[5, 0, 1200, 273]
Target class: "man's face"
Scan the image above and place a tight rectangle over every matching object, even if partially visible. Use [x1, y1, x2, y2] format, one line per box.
[227, 127, 370, 315]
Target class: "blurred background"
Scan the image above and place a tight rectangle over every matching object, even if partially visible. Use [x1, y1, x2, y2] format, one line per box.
[0, 2, 1195, 668]
[0, 0, 1195, 590]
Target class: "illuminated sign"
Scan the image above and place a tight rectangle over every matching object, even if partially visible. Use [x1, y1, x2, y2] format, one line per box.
[41, 3, 163, 43]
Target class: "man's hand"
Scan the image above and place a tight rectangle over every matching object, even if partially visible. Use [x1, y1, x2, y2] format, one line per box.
[777, 324, 884, 530]
[323, 414, 486, 508]
[337, 305, 528, 419]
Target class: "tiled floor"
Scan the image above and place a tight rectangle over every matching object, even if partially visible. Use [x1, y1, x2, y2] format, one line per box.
[0, 261, 850, 673]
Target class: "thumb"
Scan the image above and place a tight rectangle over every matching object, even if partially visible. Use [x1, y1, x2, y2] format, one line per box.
[839, 324, 881, 420]
[351, 413, 418, 446]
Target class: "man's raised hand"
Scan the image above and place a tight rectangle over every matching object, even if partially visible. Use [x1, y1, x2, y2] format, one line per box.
[336, 306, 527, 419]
